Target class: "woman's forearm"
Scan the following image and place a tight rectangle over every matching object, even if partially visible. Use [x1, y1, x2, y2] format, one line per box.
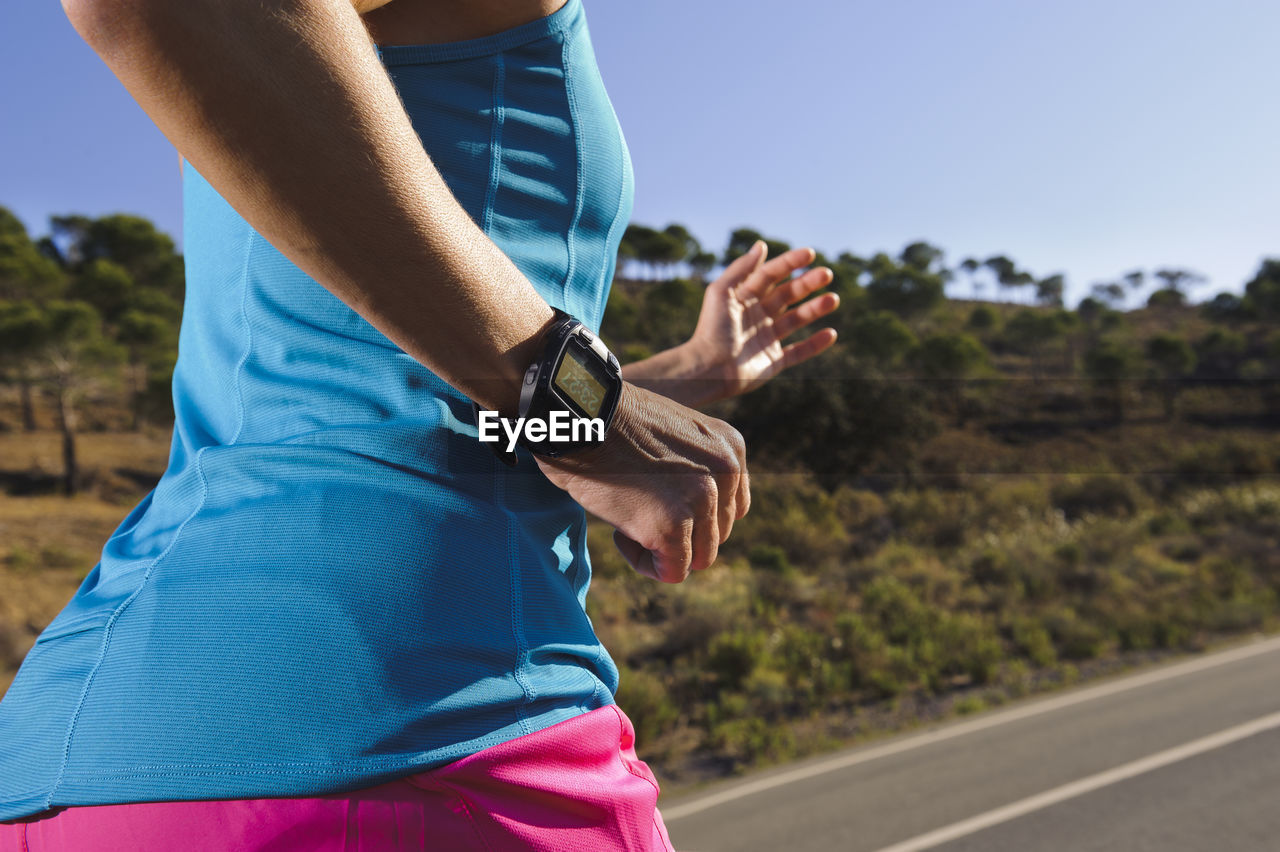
[64, 0, 553, 413]
[621, 344, 722, 409]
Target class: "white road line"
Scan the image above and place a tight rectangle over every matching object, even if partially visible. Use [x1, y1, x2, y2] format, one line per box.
[661, 633, 1280, 821]
[869, 709, 1280, 852]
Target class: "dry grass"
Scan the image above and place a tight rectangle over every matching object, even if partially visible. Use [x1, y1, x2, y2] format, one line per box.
[0, 427, 171, 696]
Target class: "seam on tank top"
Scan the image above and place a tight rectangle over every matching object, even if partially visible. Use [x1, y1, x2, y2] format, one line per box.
[228, 231, 258, 445]
[46, 446, 214, 808]
[481, 54, 506, 236]
[560, 31, 586, 315]
[483, 62, 535, 735]
[588, 91, 629, 326]
[595, 126, 632, 328]
[496, 473, 535, 735]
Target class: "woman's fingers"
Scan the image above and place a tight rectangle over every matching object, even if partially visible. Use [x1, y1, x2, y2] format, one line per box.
[779, 328, 839, 371]
[613, 529, 655, 579]
[656, 517, 699, 582]
[540, 384, 752, 585]
[712, 240, 766, 296]
[761, 265, 834, 316]
[737, 246, 816, 298]
[772, 291, 840, 338]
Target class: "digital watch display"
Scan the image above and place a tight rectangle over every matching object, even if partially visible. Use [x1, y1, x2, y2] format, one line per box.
[552, 338, 610, 418]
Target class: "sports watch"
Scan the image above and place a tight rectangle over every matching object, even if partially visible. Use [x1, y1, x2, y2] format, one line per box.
[473, 308, 623, 466]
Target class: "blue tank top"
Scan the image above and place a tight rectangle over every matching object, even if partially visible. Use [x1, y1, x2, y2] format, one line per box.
[0, 0, 633, 820]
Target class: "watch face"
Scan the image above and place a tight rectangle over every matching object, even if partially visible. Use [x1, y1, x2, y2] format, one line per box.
[553, 342, 608, 417]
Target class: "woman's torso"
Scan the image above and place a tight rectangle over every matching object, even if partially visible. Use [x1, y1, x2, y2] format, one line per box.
[359, 0, 567, 45]
[0, 0, 634, 821]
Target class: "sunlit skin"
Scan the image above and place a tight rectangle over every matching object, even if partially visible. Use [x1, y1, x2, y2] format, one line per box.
[356, 0, 567, 45]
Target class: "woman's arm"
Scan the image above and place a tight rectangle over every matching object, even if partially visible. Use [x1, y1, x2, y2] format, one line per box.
[67, 0, 550, 413]
[63, 0, 748, 581]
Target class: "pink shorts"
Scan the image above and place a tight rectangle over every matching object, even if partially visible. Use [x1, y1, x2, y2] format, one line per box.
[0, 704, 675, 851]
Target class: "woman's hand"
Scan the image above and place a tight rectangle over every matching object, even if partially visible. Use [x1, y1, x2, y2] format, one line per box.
[535, 382, 749, 583]
[622, 241, 840, 408]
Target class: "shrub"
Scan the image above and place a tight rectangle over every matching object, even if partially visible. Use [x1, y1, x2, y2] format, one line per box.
[1009, 618, 1057, 667]
[934, 612, 1004, 686]
[966, 305, 997, 331]
[1050, 474, 1141, 521]
[1044, 608, 1109, 660]
[707, 713, 797, 770]
[706, 630, 766, 690]
[614, 667, 679, 748]
[1172, 439, 1273, 490]
[748, 544, 792, 575]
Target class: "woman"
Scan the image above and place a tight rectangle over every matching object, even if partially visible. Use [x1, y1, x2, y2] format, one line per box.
[0, 0, 838, 848]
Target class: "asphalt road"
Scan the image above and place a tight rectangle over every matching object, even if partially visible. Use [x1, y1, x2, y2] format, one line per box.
[661, 634, 1280, 852]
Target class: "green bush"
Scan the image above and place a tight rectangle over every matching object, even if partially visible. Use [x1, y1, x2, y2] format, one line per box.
[706, 630, 766, 691]
[1172, 439, 1273, 490]
[1045, 608, 1109, 660]
[614, 667, 679, 749]
[1050, 474, 1141, 521]
[1009, 618, 1057, 667]
[748, 544, 792, 575]
[707, 713, 797, 770]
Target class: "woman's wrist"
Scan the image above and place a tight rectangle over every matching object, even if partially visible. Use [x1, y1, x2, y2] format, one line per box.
[620, 340, 724, 408]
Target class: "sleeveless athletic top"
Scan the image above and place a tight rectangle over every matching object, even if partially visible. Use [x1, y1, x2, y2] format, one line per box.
[0, 0, 633, 820]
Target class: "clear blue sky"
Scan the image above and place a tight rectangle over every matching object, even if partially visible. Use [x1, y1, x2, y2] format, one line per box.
[3, 0, 1277, 309]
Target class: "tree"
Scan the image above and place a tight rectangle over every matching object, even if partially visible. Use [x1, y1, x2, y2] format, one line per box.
[729, 348, 937, 488]
[619, 224, 684, 279]
[0, 207, 65, 301]
[117, 309, 177, 429]
[1242, 258, 1280, 320]
[865, 253, 945, 319]
[907, 332, 989, 425]
[49, 213, 184, 299]
[899, 241, 945, 274]
[0, 300, 49, 430]
[1153, 267, 1206, 296]
[67, 258, 135, 324]
[662, 223, 700, 261]
[984, 255, 1035, 304]
[689, 251, 718, 282]
[723, 227, 789, 265]
[1122, 269, 1145, 301]
[1076, 296, 1103, 324]
[959, 257, 985, 299]
[1035, 274, 1065, 307]
[847, 310, 916, 367]
[641, 277, 704, 350]
[1147, 288, 1186, 310]
[1002, 309, 1068, 380]
[1144, 333, 1197, 420]
[1200, 291, 1245, 323]
[1083, 339, 1140, 423]
[966, 304, 997, 332]
[1091, 281, 1126, 308]
[1195, 327, 1246, 380]
[40, 300, 125, 495]
[823, 253, 868, 333]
